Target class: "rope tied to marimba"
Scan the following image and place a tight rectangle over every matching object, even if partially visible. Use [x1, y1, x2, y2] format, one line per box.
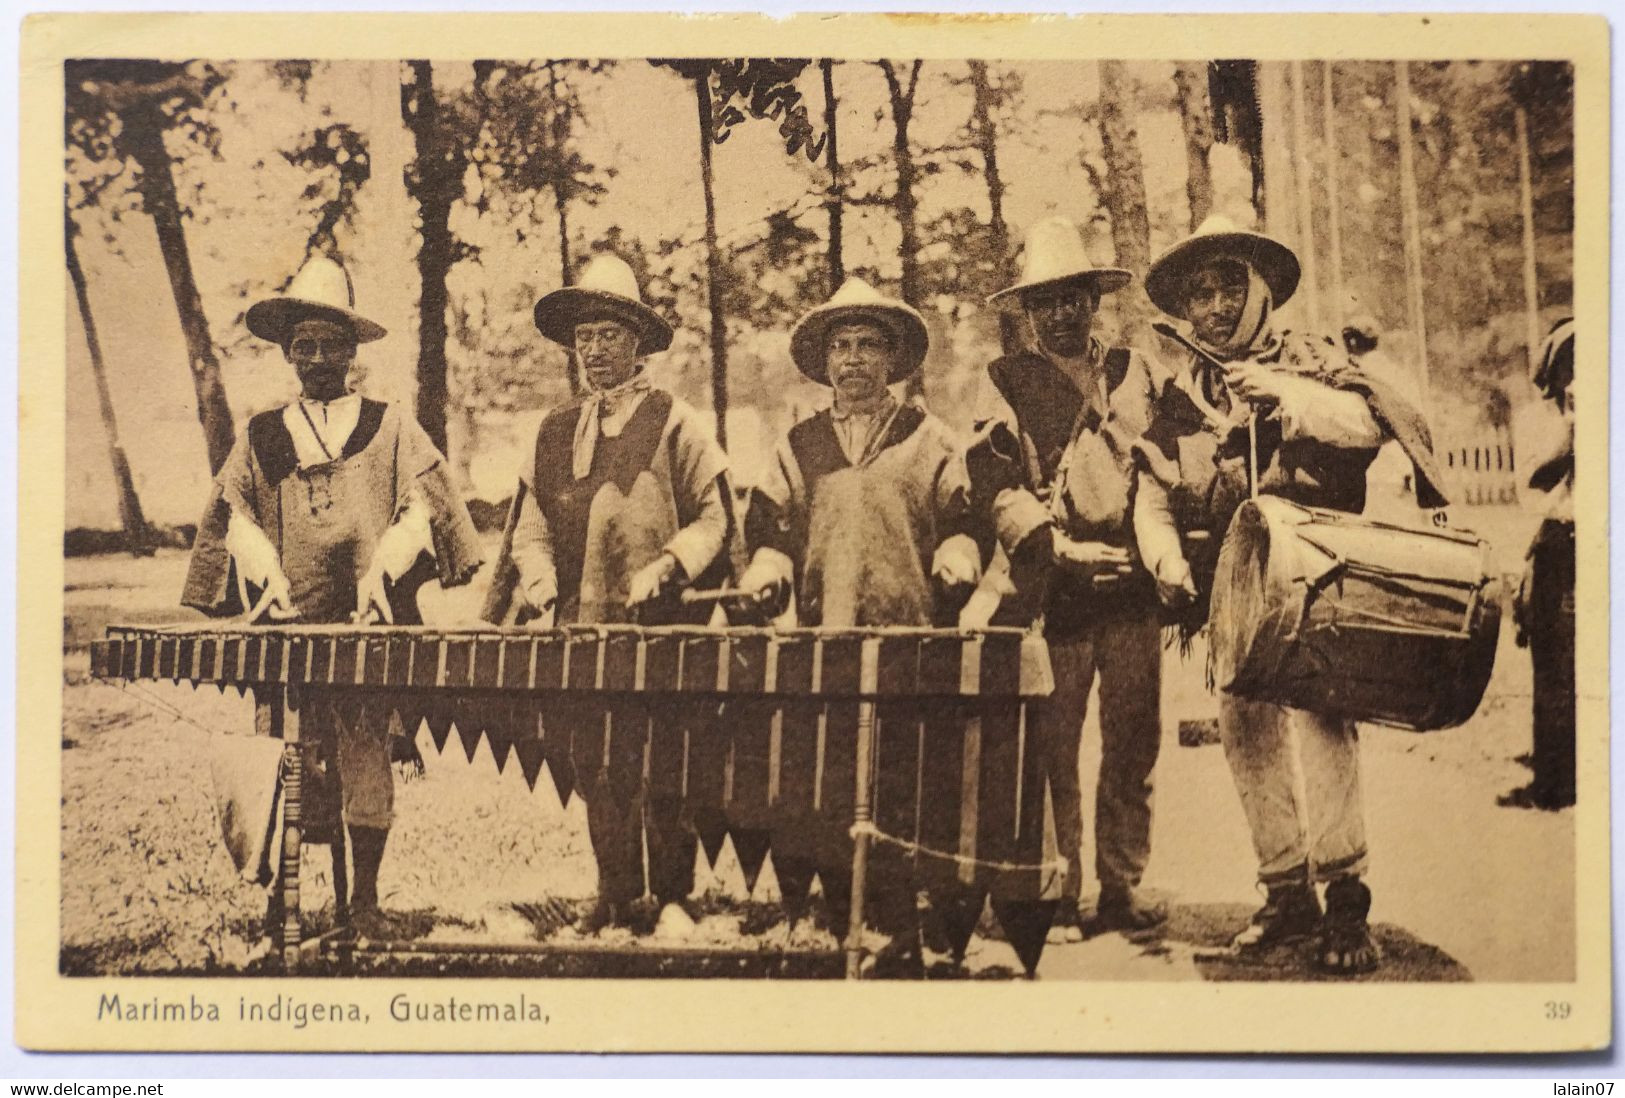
[93, 678, 235, 739]
[848, 820, 1070, 893]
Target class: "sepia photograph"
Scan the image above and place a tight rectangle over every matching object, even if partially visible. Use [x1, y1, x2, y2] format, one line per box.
[16, 11, 1611, 1054]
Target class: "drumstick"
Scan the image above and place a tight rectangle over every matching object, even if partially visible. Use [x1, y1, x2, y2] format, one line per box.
[680, 586, 760, 606]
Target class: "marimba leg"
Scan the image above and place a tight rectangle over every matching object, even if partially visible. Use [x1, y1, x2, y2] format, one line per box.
[259, 685, 307, 969]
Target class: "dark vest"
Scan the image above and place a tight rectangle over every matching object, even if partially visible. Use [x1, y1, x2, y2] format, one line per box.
[987, 347, 1130, 484]
[531, 391, 726, 624]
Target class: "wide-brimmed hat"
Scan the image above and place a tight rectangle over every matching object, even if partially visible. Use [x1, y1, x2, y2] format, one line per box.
[988, 217, 1132, 306]
[246, 256, 387, 344]
[1144, 215, 1301, 317]
[533, 254, 673, 355]
[789, 278, 929, 385]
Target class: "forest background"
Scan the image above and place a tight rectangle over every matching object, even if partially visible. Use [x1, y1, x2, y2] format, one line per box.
[62, 57, 1574, 543]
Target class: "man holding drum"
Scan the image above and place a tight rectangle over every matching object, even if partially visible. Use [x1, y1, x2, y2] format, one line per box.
[182, 255, 485, 940]
[964, 217, 1172, 939]
[1132, 215, 1445, 976]
[481, 253, 736, 939]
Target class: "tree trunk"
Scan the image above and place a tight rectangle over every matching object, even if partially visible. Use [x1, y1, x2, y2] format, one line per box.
[67, 212, 153, 554]
[402, 60, 454, 455]
[1096, 61, 1154, 340]
[1173, 63, 1215, 231]
[120, 100, 235, 475]
[967, 61, 1020, 355]
[821, 59, 844, 295]
[542, 64, 587, 399]
[1289, 61, 1322, 332]
[694, 72, 730, 450]
[880, 60, 924, 397]
[1394, 61, 1430, 398]
[1322, 62, 1346, 334]
[1515, 105, 1543, 380]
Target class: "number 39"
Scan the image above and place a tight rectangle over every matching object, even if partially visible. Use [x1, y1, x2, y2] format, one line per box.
[1546, 1000, 1572, 1020]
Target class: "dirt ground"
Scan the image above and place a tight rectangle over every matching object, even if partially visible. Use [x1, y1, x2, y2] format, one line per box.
[58, 499, 1575, 982]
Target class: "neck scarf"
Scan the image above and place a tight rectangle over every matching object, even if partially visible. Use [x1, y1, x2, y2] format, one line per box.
[1193, 265, 1278, 362]
[1188, 265, 1280, 413]
[571, 367, 650, 480]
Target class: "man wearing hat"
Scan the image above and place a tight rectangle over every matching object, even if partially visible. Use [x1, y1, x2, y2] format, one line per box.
[731, 277, 981, 970]
[183, 255, 485, 939]
[481, 253, 735, 938]
[1132, 214, 1446, 975]
[964, 216, 1171, 939]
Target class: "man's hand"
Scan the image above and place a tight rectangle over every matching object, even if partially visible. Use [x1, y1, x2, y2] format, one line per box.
[355, 567, 393, 625]
[1223, 361, 1284, 407]
[724, 558, 790, 625]
[1154, 557, 1199, 610]
[931, 544, 980, 595]
[627, 552, 679, 608]
[1052, 535, 1134, 590]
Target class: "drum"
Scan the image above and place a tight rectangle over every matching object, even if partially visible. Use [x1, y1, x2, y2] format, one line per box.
[1209, 496, 1501, 731]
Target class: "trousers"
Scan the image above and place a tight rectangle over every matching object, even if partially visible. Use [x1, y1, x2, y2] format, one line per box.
[1530, 519, 1577, 805]
[1219, 694, 1368, 885]
[571, 707, 696, 907]
[1036, 612, 1164, 900]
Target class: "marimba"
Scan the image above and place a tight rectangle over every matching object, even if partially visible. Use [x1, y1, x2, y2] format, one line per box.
[89, 624, 1060, 978]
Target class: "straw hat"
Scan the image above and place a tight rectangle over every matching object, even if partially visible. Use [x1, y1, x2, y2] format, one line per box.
[988, 217, 1132, 306]
[533, 254, 674, 354]
[1144, 215, 1301, 317]
[246, 256, 387, 344]
[789, 278, 928, 385]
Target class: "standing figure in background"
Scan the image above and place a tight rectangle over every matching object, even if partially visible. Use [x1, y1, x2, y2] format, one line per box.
[1133, 216, 1447, 976]
[733, 277, 981, 973]
[1505, 316, 1576, 811]
[963, 216, 1170, 940]
[481, 253, 736, 938]
[183, 256, 484, 939]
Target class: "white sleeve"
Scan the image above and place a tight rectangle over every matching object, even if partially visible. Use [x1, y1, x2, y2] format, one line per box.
[1133, 471, 1187, 583]
[509, 483, 559, 612]
[370, 495, 435, 580]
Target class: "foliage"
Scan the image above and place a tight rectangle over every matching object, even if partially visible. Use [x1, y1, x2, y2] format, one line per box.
[280, 122, 371, 264]
[64, 60, 232, 240]
[652, 58, 827, 161]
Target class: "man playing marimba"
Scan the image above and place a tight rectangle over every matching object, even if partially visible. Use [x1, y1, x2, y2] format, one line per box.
[733, 277, 981, 970]
[965, 216, 1170, 939]
[1132, 215, 1444, 975]
[481, 253, 735, 939]
[182, 255, 484, 938]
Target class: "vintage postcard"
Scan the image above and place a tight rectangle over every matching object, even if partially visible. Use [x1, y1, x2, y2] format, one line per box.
[16, 11, 1611, 1053]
